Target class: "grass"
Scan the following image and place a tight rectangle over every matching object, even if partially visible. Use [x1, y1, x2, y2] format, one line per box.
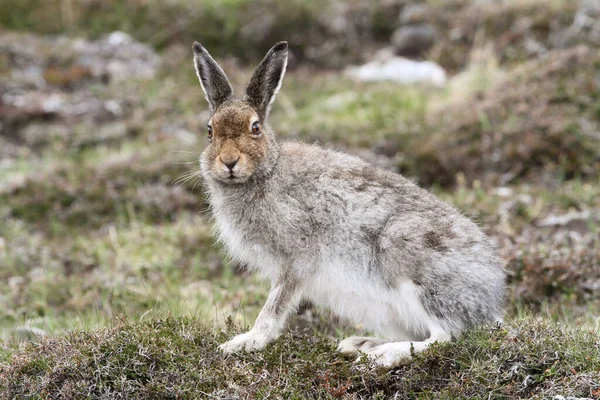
[400, 46, 600, 187]
[0, 316, 598, 398]
[272, 72, 428, 148]
[0, 0, 397, 67]
[0, 0, 578, 69]
[1, 3, 600, 395]
[428, 0, 577, 72]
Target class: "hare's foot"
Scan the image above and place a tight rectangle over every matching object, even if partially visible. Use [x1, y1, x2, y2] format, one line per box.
[362, 329, 452, 368]
[337, 336, 389, 356]
[363, 342, 414, 368]
[219, 330, 272, 354]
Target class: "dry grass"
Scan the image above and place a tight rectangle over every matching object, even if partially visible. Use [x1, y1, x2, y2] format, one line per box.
[1, 1, 599, 397]
[1, 316, 598, 399]
[401, 46, 600, 187]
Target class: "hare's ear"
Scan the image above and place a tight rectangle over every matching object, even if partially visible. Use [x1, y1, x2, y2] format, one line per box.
[193, 42, 234, 111]
[244, 41, 288, 119]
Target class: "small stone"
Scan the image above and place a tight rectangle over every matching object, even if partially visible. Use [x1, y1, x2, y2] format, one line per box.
[391, 24, 436, 57]
[107, 31, 132, 46]
[345, 56, 446, 87]
[8, 276, 25, 290]
[493, 187, 514, 198]
[14, 326, 47, 342]
[373, 139, 399, 158]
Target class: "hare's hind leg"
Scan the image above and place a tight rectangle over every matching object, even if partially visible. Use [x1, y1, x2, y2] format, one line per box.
[363, 325, 451, 368]
[337, 336, 389, 356]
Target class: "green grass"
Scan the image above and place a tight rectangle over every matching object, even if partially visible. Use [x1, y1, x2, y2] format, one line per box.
[272, 73, 428, 148]
[2, 14, 600, 397]
[1, 316, 598, 399]
[0, 210, 273, 342]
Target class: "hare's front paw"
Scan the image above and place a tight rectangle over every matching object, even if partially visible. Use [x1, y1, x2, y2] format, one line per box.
[218, 330, 270, 354]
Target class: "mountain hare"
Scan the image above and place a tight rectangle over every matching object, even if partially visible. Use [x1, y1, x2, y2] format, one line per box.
[193, 41, 506, 368]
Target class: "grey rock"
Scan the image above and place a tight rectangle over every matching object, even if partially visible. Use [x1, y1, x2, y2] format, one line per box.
[14, 326, 47, 342]
[391, 24, 436, 57]
[571, 0, 600, 44]
[345, 55, 446, 87]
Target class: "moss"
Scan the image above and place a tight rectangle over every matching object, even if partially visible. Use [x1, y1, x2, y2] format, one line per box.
[1, 316, 598, 398]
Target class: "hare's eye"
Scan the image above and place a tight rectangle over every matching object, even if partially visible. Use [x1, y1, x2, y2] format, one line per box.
[251, 121, 261, 136]
[207, 125, 213, 140]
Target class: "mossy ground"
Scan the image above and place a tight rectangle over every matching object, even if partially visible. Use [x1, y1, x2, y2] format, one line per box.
[1, 0, 600, 398]
[1, 316, 598, 399]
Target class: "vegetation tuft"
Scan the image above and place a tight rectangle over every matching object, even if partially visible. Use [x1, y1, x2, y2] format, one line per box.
[1, 316, 598, 399]
[401, 46, 600, 187]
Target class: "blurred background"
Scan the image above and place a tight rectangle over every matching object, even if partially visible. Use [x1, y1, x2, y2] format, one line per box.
[0, 0, 599, 345]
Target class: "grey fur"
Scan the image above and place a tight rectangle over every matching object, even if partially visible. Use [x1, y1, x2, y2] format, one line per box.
[192, 42, 507, 360]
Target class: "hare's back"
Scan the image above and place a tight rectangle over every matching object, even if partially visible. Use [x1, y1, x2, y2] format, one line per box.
[279, 141, 458, 220]
[277, 141, 497, 268]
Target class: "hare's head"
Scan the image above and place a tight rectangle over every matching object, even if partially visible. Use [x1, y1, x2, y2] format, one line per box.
[193, 41, 288, 184]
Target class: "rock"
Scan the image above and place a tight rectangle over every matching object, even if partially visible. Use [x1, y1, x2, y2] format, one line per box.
[561, 0, 600, 46]
[345, 56, 446, 87]
[493, 187, 514, 198]
[537, 210, 598, 228]
[373, 139, 400, 158]
[0, 31, 160, 87]
[73, 31, 160, 82]
[391, 24, 436, 57]
[0, 31, 158, 148]
[13, 326, 47, 342]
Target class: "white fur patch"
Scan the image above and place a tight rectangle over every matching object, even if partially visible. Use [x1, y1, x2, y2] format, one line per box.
[210, 199, 281, 281]
[305, 265, 432, 341]
[267, 52, 287, 108]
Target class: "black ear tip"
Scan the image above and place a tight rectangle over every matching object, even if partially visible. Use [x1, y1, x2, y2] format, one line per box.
[273, 41, 288, 52]
[193, 41, 204, 55]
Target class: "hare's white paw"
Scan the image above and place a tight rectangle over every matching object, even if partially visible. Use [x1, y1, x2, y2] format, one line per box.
[337, 336, 389, 356]
[219, 330, 271, 354]
[362, 342, 414, 368]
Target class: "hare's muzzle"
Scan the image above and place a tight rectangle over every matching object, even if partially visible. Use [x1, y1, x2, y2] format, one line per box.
[220, 155, 240, 172]
[218, 144, 242, 175]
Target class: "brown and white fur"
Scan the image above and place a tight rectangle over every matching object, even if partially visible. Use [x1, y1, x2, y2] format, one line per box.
[192, 41, 506, 368]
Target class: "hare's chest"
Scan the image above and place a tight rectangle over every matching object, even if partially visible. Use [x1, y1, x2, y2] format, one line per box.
[213, 212, 281, 280]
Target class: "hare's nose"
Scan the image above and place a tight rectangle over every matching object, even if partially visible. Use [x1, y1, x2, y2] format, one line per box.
[221, 157, 239, 171]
